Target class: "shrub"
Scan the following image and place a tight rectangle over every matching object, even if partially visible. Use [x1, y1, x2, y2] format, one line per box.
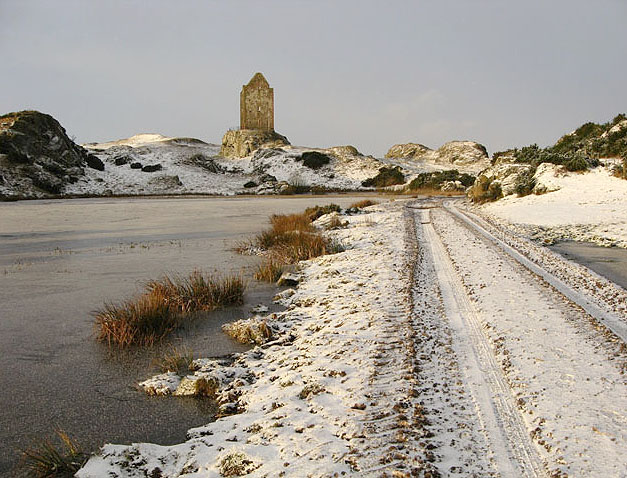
[279, 183, 311, 195]
[564, 154, 589, 172]
[298, 151, 331, 169]
[408, 170, 475, 191]
[362, 166, 405, 187]
[514, 167, 537, 197]
[19, 430, 87, 478]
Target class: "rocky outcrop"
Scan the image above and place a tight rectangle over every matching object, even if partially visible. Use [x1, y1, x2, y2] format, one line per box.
[385, 140, 489, 174]
[0, 110, 93, 198]
[385, 143, 432, 159]
[220, 129, 290, 158]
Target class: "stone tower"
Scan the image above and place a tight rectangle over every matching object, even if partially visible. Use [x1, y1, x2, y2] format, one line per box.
[240, 72, 274, 131]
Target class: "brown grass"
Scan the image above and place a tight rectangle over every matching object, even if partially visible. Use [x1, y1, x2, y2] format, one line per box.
[147, 271, 245, 313]
[245, 211, 346, 282]
[254, 258, 284, 282]
[19, 430, 87, 478]
[95, 292, 181, 347]
[156, 346, 195, 374]
[349, 199, 378, 209]
[95, 272, 245, 347]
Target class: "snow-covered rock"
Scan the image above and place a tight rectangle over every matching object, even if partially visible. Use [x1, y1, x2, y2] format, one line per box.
[532, 162, 567, 194]
[383, 140, 489, 175]
[385, 142, 432, 159]
[433, 140, 489, 166]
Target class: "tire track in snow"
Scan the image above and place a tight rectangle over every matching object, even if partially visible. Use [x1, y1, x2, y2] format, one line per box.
[414, 204, 546, 478]
[445, 201, 627, 342]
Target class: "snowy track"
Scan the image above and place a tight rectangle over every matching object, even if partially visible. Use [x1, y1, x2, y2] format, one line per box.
[445, 202, 627, 342]
[409, 199, 626, 477]
[420, 207, 545, 477]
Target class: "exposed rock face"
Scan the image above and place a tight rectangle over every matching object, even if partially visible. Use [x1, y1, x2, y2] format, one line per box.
[0, 110, 91, 197]
[385, 143, 432, 159]
[220, 129, 290, 158]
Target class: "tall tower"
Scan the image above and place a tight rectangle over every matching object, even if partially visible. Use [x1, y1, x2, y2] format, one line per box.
[240, 72, 274, 131]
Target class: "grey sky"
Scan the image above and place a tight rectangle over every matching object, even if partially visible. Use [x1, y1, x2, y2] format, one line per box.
[1, 0, 625, 157]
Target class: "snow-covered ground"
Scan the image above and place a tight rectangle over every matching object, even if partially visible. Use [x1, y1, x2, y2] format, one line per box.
[481, 166, 627, 248]
[69, 135, 387, 197]
[78, 199, 626, 478]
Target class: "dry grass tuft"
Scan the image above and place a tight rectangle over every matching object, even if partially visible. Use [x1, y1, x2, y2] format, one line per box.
[219, 452, 256, 477]
[349, 199, 378, 209]
[156, 346, 195, 374]
[147, 271, 245, 313]
[95, 272, 245, 346]
[19, 430, 87, 478]
[254, 258, 284, 282]
[94, 292, 181, 347]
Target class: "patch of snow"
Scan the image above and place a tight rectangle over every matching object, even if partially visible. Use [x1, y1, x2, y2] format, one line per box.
[483, 167, 627, 247]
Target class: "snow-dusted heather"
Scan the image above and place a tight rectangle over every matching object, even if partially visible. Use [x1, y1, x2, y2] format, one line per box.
[481, 166, 627, 247]
[68, 134, 389, 197]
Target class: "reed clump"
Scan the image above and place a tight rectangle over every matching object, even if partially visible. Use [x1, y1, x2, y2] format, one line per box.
[156, 346, 195, 374]
[95, 271, 245, 347]
[250, 209, 345, 282]
[254, 258, 284, 282]
[19, 430, 87, 478]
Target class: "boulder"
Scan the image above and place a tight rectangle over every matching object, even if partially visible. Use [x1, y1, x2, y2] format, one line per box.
[114, 155, 132, 166]
[533, 162, 567, 194]
[385, 143, 432, 159]
[141, 164, 162, 172]
[326, 145, 362, 161]
[146, 175, 183, 190]
[277, 272, 300, 287]
[86, 154, 105, 171]
[219, 129, 290, 158]
[130, 162, 143, 169]
[434, 141, 489, 165]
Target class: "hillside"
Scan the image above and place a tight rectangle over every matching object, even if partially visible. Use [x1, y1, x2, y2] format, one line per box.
[0, 111, 102, 199]
[468, 114, 627, 204]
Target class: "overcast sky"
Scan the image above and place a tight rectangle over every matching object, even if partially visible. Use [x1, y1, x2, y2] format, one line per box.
[1, 0, 625, 157]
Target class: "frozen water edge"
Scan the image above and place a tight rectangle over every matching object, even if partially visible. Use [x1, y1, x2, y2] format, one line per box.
[77, 199, 626, 477]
